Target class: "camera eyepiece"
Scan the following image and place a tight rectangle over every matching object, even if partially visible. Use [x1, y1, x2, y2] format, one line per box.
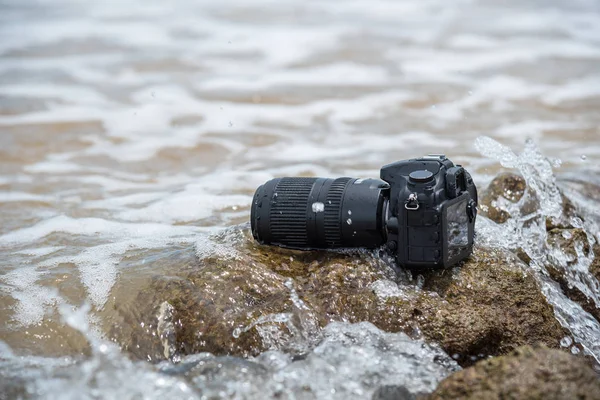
[251, 177, 389, 250]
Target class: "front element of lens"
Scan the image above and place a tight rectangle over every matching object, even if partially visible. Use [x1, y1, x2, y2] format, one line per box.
[251, 177, 388, 249]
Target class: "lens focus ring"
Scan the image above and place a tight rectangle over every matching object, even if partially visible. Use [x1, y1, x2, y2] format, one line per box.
[323, 177, 351, 247]
[268, 177, 315, 248]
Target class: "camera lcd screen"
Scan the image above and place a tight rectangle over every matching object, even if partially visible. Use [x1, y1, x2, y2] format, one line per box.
[447, 198, 469, 259]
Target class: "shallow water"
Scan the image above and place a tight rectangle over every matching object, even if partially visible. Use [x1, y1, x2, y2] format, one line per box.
[1, 0, 600, 398]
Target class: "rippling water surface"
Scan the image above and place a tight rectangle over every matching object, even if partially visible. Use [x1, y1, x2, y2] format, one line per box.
[1, 0, 600, 398]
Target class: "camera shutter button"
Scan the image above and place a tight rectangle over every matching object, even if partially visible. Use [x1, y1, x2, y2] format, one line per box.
[409, 170, 434, 183]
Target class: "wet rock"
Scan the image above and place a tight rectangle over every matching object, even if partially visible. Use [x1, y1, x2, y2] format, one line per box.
[115, 251, 296, 360]
[592, 256, 600, 283]
[428, 345, 600, 400]
[414, 248, 566, 366]
[113, 227, 565, 367]
[0, 377, 28, 400]
[371, 385, 415, 400]
[558, 171, 600, 226]
[546, 228, 600, 322]
[479, 173, 533, 223]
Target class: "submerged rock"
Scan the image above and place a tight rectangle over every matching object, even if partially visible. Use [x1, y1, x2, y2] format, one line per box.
[428, 345, 600, 400]
[6, 321, 455, 400]
[371, 385, 415, 400]
[156, 321, 459, 398]
[113, 226, 565, 367]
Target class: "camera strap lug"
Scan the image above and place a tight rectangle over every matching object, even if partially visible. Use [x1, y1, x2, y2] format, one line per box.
[404, 193, 419, 210]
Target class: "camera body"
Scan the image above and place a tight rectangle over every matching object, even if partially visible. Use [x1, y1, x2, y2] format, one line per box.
[251, 154, 477, 269]
[380, 154, 477, 269]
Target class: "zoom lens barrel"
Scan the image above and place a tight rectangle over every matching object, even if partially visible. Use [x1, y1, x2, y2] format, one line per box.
[251, 177, 389, 250]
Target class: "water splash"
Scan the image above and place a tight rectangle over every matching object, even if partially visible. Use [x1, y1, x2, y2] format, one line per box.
[369, 279, 408, 300]
[475, 136, 600, 363]
[233, 278, 321, 354]
[475, 136, 563, 220]
[0, 303, 457, 399]
[165, 322, 460, 399]
[0, 303, 196, 400]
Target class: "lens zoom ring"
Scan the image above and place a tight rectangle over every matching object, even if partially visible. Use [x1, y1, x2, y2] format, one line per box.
[324, 177, 351, 247]
[269, 177, 316, 247]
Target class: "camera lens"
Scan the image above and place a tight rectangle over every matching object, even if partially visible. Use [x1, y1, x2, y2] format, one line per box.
[251, 177, 389, 249]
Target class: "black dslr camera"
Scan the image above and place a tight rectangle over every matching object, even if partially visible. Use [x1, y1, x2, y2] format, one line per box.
[250, 155, 477, 269]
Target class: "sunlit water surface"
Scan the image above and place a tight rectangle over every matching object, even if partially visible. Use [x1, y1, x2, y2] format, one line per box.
[1, 0, 600, 398]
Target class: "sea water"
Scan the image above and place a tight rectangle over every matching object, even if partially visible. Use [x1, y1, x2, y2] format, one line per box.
[1, 0, 599, 398]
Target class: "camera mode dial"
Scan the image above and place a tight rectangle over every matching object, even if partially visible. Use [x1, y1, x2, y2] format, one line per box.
[409, 170, 434, 183]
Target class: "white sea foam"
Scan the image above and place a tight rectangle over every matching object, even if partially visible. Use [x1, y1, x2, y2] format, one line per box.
[199, 62, 391, 90]
[543, 76, 600, 105]
[1, 266, 63, 326]
[0, 192, 54, 203]
[0, 83, 109, 105]
[14, 246, 64, 257]
[0, 216, 201, 246]
[116, 192, 250, 224]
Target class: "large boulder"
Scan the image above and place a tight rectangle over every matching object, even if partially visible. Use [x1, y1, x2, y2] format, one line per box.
[428, 345, 600, 400]
[111, 226, 566, 367]
[109, 171, 600, 369]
